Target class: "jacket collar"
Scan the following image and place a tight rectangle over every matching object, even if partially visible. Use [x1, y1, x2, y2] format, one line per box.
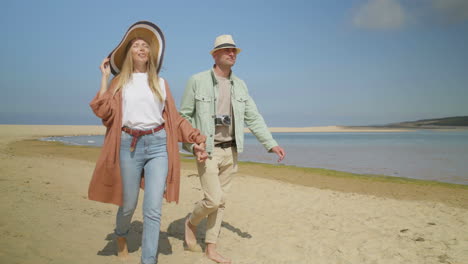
[210, 66, 235, 86]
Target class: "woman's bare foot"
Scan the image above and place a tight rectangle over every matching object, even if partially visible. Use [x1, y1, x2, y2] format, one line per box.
[206, 243, 231, 263]
[184, 215, 201, 252]
[116, 236, 128, 260]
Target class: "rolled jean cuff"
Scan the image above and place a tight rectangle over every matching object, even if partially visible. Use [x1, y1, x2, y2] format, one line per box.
[114, 229, 129, 238]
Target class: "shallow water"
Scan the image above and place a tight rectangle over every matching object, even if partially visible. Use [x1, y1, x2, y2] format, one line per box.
[42, 130, 468, 185]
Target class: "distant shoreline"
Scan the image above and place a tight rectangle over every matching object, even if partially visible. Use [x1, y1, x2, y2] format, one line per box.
[253, 125, 467, 133]
[1, 124, 466, 136]
[259, 126, 412, 133]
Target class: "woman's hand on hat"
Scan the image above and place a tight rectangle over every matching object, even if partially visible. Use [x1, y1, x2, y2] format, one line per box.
[98, 58, 111, 97]
[100, 57, 111, 78]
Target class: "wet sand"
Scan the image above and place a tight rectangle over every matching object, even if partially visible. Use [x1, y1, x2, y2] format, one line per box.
[1, 125, 467, 264]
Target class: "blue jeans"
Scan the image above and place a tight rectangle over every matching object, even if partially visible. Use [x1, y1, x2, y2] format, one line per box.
[115, 129, 168, 264]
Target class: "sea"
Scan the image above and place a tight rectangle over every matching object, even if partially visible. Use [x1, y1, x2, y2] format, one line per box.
[41, 130, 468, 185]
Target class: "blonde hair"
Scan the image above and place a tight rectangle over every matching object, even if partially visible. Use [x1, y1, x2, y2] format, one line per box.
[113, 38, 164, 102]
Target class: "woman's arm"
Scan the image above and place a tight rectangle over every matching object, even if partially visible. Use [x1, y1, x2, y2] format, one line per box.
[98, 58, 111, 97]
[164, 80, 204, 142]
[166, 84, 206, 144]
[89, 58, 118, 127]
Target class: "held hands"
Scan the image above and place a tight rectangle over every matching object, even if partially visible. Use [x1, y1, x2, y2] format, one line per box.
[270, 146, 286, 163]
[193, 142, 208, 162]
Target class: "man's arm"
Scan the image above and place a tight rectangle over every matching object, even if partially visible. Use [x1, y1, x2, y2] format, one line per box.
[179, 77, 196, 123]
[179, 77, 197, 153]
[243, 94, 278, 151]
[244, 95, 285, 162]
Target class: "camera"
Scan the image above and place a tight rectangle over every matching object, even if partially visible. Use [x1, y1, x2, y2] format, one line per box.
[215, 115, 231, 126]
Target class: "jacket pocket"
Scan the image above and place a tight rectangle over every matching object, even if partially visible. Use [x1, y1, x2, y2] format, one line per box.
[195, 93, 213, 114]
[235, 96, 248, 116]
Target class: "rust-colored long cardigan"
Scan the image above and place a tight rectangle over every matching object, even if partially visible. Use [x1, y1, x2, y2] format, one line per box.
[88, 77, 205, 206]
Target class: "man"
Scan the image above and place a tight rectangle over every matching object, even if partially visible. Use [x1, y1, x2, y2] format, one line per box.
[180, 34, 285, 263]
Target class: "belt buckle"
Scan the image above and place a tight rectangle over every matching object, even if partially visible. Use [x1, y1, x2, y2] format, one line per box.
[218, 141, 233, 149]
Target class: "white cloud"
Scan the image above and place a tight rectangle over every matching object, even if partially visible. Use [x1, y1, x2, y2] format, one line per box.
[353, 0, 406, 29]
[432, 0, 468, 22]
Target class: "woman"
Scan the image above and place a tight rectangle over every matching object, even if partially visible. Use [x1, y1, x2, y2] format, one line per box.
[88, 21, 207, 264]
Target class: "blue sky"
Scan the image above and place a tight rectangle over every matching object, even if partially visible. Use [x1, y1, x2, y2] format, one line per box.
[1, 0, 467, 126]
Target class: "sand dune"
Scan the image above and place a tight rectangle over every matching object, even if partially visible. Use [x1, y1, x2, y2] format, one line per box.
[253, 126, 412, 133]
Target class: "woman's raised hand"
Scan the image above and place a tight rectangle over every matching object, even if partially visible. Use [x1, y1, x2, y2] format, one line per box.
[100, 57, 111, 78]
[98, 58, 111, 97]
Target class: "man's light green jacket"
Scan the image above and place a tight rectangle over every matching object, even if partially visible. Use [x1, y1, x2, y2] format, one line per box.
[179, 69, 278, 155]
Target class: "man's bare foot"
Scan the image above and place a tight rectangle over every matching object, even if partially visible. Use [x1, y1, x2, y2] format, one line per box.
[116, 236, 128, 260]
[205, 243, 231, 264]
[184, 215, 201, 252]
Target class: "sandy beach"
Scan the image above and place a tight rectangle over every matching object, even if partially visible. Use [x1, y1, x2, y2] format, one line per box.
[1, 125, 467, 264]
[252, 126, 413, 133]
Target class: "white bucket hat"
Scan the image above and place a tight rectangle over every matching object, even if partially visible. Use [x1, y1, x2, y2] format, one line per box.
[209, 34, 242, 55]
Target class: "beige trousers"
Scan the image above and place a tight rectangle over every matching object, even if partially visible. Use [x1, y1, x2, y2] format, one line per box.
[188, 146, 238, 244]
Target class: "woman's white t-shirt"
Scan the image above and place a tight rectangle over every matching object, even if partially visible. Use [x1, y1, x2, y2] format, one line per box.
[122, 73, 166, 130]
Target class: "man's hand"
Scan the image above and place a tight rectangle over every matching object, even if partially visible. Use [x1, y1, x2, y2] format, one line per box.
[193, 143, 208, 162]
[270, 146, 285, 162]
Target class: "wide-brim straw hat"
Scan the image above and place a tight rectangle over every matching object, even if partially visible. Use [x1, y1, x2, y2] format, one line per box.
[108, 21, 165, 75]
[209, 34, 241, 55]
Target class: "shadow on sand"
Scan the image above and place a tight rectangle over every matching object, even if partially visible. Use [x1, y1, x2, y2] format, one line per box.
[97, 215, 252, 259]
[166, 214, 252, 251]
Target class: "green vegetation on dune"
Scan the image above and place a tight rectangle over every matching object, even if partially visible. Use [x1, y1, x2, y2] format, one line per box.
[236, 161, 468, 189]
[391, 116, 468, 127]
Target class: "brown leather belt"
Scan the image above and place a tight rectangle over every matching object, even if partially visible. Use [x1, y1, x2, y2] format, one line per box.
[215, 140, 236, 149]
[122, 124, 164, 152]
